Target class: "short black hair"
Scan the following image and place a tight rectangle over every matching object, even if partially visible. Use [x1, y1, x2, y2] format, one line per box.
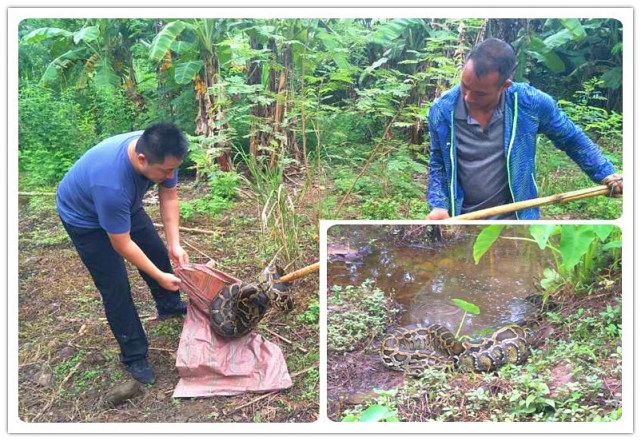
[466, 37, 517, 85]
[136, 122, 188, 164]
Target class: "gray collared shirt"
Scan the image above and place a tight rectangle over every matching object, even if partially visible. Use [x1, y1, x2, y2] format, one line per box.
[455, 92, 515, 219]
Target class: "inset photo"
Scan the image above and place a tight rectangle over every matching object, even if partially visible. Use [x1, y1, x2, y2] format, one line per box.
[326, 224, 622, 422]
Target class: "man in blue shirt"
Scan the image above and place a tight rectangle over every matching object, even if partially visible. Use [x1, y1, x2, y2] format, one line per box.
[426, 38, 622, 220]
[57, 122, 190, 384]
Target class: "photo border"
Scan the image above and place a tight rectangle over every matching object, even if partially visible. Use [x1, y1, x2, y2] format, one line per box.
[7, 4, 634, 435]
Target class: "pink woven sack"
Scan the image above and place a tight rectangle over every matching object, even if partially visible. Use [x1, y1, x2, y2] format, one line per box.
[172, 264, 292, 397]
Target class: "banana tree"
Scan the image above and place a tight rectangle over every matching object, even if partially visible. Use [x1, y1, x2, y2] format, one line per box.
[149, 19, 234, 170]
[358, 18, 462, 146]
[511, 18, 622, 110]
[240, 19, 309, 167]
[21, 19, 149, 110]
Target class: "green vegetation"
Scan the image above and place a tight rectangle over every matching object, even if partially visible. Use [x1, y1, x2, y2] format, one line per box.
[336, 289, 622, 422]
[19, 18, 622, 220]
[297, 300, 320, 329]
[474, 225, 621, 299]
[328, 280, 400, 352]
[328, 225, 623, 422]
[388, 297, 622, 422]
[342, 389, 400, 422]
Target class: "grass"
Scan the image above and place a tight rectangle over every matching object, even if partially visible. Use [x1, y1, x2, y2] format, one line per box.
[536, 137, 622, 220]
[338, 292, 622, 422]
[328, 280, 400, 352]
[322, 133, 622, 221]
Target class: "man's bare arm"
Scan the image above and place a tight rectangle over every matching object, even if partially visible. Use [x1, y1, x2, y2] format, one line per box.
[108, 231, 181, 291]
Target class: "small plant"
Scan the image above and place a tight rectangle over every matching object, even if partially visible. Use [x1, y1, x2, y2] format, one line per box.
[360, 198, 400, 220]
[328, 280, 399, 352]
[472, 225, 621, 298]
[558, 78, 622, 144]
[297, 301, 320, 327]
[179, 194, 234, 221]
[451, 298, 481, 339]
[208, 170, 241, 200]
[341, 388, 400, 422]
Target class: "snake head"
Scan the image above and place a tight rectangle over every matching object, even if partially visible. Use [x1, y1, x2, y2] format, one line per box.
[260, 265, 292, 289]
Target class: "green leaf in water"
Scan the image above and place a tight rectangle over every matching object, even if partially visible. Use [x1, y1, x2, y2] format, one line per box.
[451, 299, 480, 315]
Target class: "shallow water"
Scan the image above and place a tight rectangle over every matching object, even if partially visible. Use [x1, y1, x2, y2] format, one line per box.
[327, 225, 549, 337]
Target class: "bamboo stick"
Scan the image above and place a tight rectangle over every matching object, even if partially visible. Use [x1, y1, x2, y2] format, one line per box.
[450, 185, 613, 220]
[19, 191, 56, 196]
[278, 262, 320, 283]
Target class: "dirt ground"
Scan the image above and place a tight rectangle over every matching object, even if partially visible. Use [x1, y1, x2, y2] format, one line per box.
[17, 179, 319, 423]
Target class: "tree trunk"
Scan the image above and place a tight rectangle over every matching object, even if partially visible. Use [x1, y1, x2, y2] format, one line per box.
[195, 53, 232, 172]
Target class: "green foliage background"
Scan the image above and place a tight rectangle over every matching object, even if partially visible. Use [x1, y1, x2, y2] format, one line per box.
[18, 18, 623, 219]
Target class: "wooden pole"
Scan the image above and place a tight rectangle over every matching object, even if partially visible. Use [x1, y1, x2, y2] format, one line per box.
[18, 191, 56, 196]
[450, 185, 613, 220]
[279, 262, 320, 283]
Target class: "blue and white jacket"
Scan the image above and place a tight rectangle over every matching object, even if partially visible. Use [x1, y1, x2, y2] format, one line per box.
[427, 82, 617, 220]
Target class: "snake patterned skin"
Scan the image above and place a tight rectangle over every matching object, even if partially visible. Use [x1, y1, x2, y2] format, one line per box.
[381, 295, 552, 374]
[381, 324, 462, 374]
[209, 266, 293, 338]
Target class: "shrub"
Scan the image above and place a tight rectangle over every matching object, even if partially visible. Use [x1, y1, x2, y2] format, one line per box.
[328, 280, 399, 352]
[19, 82, 97, 185]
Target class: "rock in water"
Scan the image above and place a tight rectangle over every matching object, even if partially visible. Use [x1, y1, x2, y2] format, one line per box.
[104, 380, 142, 407]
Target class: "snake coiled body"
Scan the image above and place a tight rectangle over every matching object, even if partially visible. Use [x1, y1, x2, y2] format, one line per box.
[381, 324, 462, 373]
[209, 267, 293, 338]
[381, 295, 550, 374]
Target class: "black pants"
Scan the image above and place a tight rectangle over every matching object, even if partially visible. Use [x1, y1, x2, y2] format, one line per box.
[60, 209, 181, 364]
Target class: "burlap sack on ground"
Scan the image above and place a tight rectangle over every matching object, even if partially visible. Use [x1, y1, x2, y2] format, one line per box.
[172, 264, 292, 397]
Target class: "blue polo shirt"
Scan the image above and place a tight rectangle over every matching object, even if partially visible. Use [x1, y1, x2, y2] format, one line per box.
[56, 131, 178, 234]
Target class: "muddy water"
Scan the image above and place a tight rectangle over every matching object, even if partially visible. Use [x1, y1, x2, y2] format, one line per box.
[327, 226, 549, 336]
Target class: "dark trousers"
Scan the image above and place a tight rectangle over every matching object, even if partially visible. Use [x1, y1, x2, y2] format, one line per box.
[60, 209, 181, 364]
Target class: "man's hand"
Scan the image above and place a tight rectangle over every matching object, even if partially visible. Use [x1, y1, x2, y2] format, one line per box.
[158, 272, 182, 291]
[602, 174, 623, 198]
[169, 244, 190, 266]
[426, 208, 450, 220]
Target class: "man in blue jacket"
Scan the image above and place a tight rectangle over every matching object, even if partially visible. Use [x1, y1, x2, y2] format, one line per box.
[426, 38, 622, 220]
[57, 122, 190, 384]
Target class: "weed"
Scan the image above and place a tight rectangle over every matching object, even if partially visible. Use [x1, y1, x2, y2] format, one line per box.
[360, 198, 400, 220]
[299, 368, 320, 402]
[296, 301, 319, 328]
[179, 195, 234, 221]
[328, 280, 399, 352]
[72, 369, 101, 394]
[341, 388, 400, 422]
[150, 320, 181, 340]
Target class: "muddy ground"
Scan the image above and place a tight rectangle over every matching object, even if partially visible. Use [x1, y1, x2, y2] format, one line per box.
[18, 178, 319, 423]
